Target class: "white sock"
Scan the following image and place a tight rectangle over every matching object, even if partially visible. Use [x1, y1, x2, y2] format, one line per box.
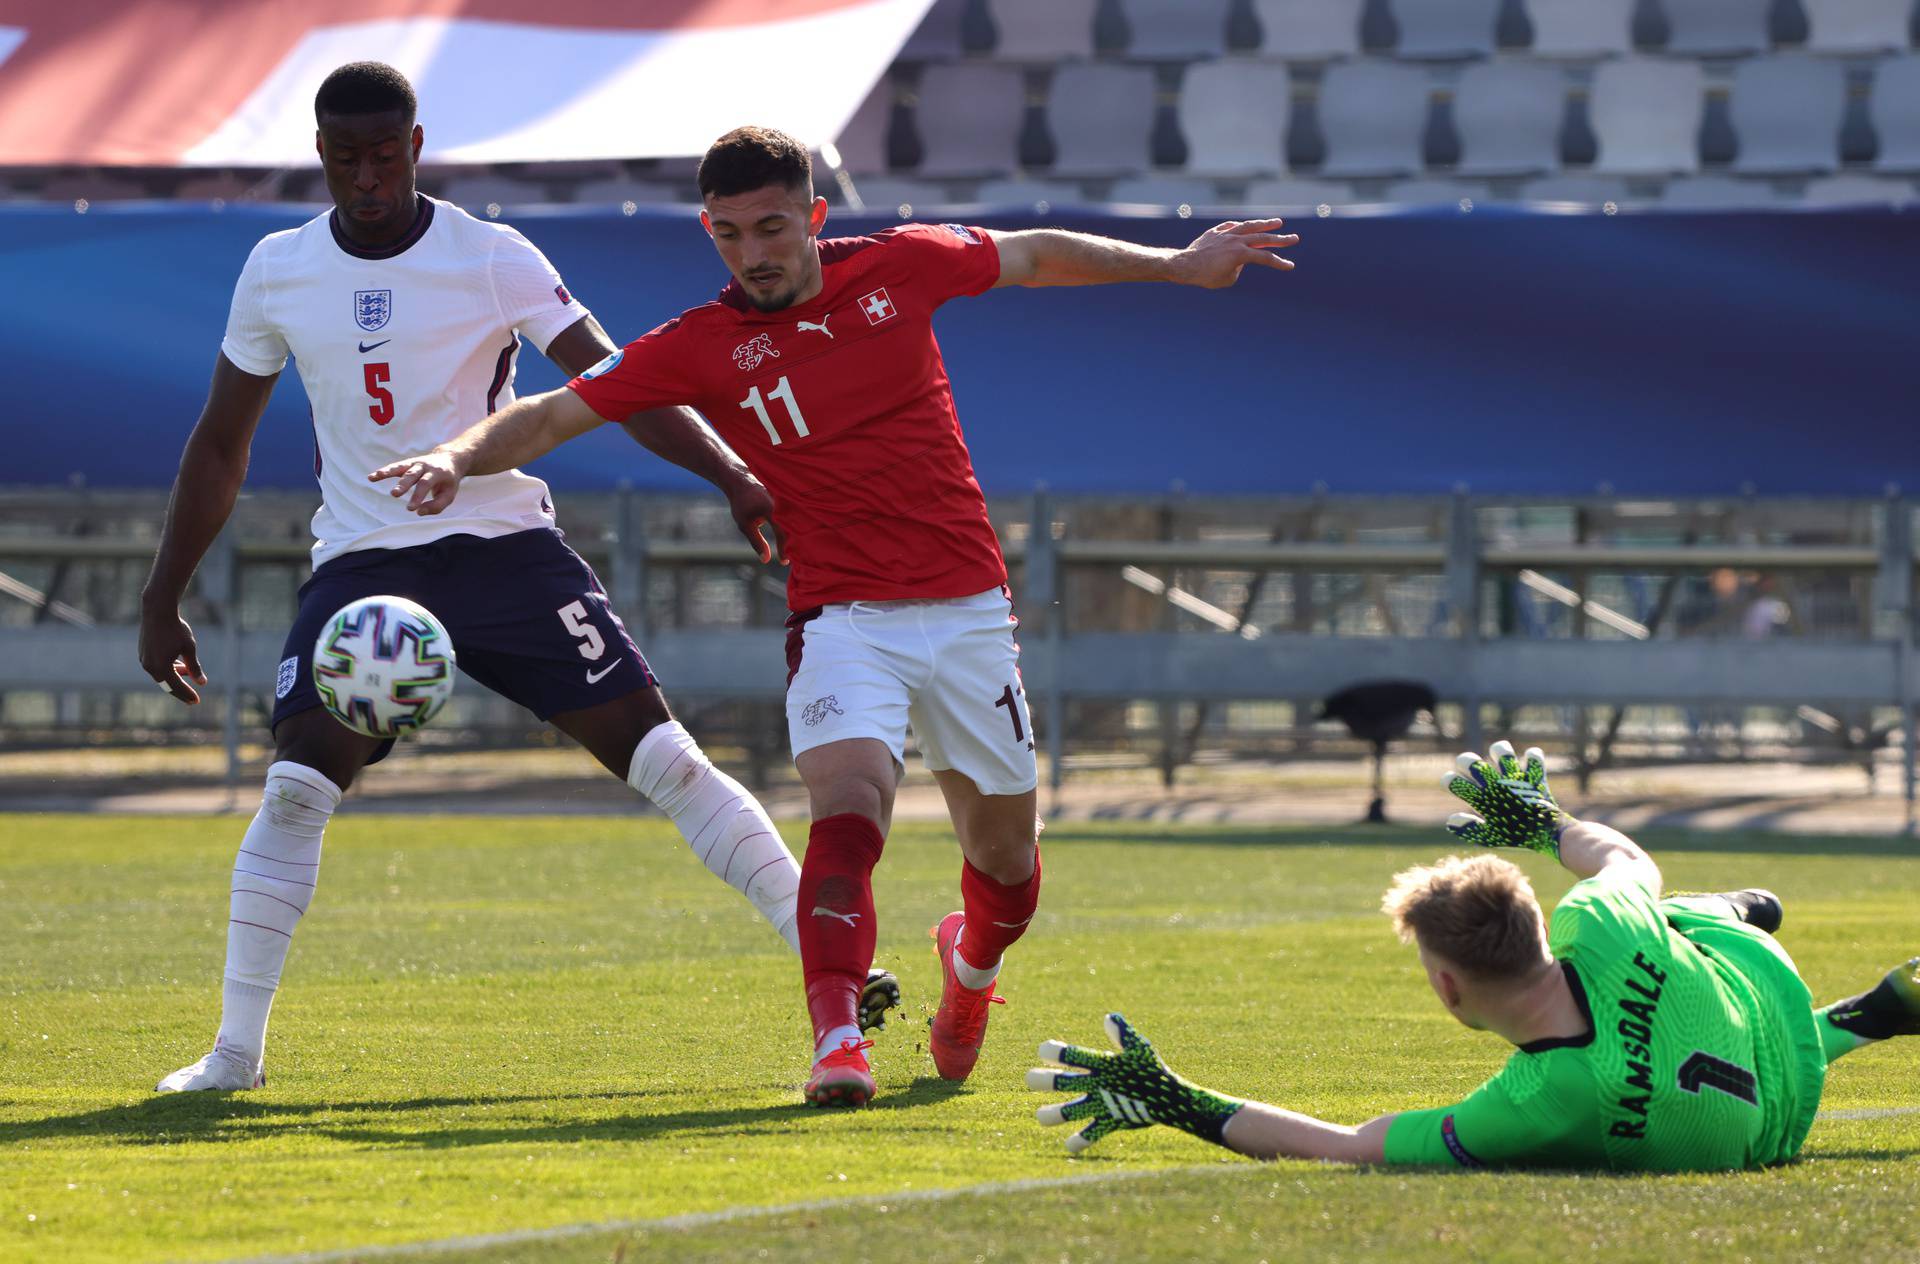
[814, 1024, 864, 1063]
[627, 722, 802, 952]
[953, 928, 1002, 990]
[215, 761, 340, 1064]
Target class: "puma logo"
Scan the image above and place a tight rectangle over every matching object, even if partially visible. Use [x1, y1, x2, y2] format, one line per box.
[812, 906, 861, 927]
[796, 316, 833, 339]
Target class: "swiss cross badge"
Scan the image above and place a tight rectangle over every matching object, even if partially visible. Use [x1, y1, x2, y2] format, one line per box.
[859, 287, 896, 326]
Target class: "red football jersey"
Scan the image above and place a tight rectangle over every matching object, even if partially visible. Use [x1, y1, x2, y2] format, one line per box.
[568, 223, 1008, 611]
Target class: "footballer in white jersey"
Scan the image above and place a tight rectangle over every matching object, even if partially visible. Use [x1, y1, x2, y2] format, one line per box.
[138, 62, 900, 1097]
[220, 192, 587, 567]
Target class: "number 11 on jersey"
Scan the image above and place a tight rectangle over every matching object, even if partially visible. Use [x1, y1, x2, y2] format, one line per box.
[740, 375, 808, 445]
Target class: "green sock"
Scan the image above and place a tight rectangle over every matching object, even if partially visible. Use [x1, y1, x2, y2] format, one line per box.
[1820, 998, 1881, 1060]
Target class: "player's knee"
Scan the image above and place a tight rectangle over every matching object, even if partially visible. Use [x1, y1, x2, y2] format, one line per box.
[812, 772, 892, 826]
[260, 763, 343, 835]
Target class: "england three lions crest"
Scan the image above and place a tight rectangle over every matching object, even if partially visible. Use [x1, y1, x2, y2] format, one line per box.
[354, 289, 392, 333]
[733, 332, 779, 371]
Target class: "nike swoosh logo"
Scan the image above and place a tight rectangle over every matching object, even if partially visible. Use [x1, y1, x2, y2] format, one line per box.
[358, 339, 391, 353]
[585, 662, 619, 684]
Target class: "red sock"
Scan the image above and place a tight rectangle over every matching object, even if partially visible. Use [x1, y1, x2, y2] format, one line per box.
[796, 812, 885, 1053]
[957, 846, 1042, 972]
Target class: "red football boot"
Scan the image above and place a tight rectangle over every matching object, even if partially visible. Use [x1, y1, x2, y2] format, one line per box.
[805, 1038, 876, 1108]
[928, 911, 1006, 1082]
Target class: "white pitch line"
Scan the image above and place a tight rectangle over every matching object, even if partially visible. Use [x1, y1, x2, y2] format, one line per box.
[1817, 1105, 1920, 1121]
[218, 1161, 1235, 1264]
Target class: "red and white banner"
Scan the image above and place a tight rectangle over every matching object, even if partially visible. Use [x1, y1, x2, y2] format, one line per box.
[0, 1, 929, 166]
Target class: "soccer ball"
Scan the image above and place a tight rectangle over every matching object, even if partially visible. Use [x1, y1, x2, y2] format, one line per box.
[311, 595, 457, 739]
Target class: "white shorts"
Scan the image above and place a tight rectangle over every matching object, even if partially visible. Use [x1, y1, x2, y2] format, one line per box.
[785, 586, 1038, 797]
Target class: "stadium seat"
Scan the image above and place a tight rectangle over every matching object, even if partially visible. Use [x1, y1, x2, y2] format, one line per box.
[1118, 0, 1233, 59]
[1521, 172, 1633, 203]
[1662, 0, 1773, 57]
[1802, 174, 1917, 207]
[915, 63, 1027, 178]
[1179, 61, 1292, 176]
[848, 177, 957, 216]
[986, 0, 1097, 60]
[1317, 60, 1433, 177]
[1254, 0, 1366, 59]
[1388, 0, 1501, 60]
[1659, 175, 1781, 207]
[1046, 63, 1159, 178]
[522, 160, 623, 182]
[1521, 0, 1635, 57]
[1107, 175, 1221, 207]
[1729, 55, 1845, 175]
[1871, 56, 1920, 172]
[975, 177, 1084, 209]
[1244, 176, 1350, 206]
[571, 178, 691, 207]
[39, 170, 151, 202]
[1803, 0, 1913, 54]
[1454, 61, 1567, 175]
[899, 0, 969, 60]
[440, 175, 547, 215]
[1384, 176, 1480, 204]
[1590, 58, 1705, 174]
[834, 80, 894, 175]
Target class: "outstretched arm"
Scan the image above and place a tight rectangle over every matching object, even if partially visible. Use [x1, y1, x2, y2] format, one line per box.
[1444, 739, 1660, 893]
[990, 219, 1298, 290]
[369, 386, 603, 514]
[1028, 1013, 1388, 1163]
[545, 317, 778, 562]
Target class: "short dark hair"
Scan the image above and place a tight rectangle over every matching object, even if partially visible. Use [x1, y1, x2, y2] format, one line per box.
[698, 126, 812, 199]
[314, 62, 417, 125]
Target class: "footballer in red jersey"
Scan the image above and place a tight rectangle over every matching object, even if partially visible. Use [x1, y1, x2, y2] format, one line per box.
[372, 126, 1298, 1107]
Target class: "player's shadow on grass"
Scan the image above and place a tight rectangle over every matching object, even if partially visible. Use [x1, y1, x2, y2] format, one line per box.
[0, 1078, 969, 1149]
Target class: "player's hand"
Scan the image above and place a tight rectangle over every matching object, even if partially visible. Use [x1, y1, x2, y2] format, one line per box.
[723, 472, 783, 565]
[1442, 739, 1572, 857]
[1028, 1013, 1242, 1154]
[369, 449, 467, 516]
[1169, 219, 1298, 289]
[137, 600, 207, 705]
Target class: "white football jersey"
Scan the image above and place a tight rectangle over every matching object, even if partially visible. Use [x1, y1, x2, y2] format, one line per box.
[220, 196, 589, 566]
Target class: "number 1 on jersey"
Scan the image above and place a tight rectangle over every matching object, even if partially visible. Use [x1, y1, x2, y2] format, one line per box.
[740, 375, 809, 445]
[364, 363, 394, 426]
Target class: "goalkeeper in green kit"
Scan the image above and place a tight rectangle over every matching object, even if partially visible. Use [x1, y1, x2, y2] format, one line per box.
[1028, 740, 1919, 1169]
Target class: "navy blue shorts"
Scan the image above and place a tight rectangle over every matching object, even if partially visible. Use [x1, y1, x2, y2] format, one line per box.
[272, 528, 656, 763]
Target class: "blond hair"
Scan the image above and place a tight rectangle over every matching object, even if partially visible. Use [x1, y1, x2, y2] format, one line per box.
[1381, 854, 1548, 979]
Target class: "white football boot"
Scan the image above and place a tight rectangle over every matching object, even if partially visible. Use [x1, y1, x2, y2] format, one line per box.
[155, 1042, 264, 1093]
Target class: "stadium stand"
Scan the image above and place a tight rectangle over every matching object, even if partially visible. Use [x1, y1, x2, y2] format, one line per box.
[439, 173, 547, 213]
[1388, 0, 1502, 61]
[1243, 176, 1349, 206]
[1316, 59, 1433, 177]
[1801, 173, 1916, 206]
[899, 0, 970, 60]
[1660, 173, 1783, 206]
[1520, 172, 1633, 203]
[38, 169, 149, 202]
[1179, 61, 1292, 176]
[1453, 61, 1567, 175]
[1728, 55, 1845, 175]
[1521, 0, 1636, 57]
[976, 177, 1083, 209]
[833, 81, 894, 175]
[914, 62, 1027, 177]
[1870, 55, 1920, 172]
[572, 178, 691, 208]
[1589, 57, 1706, 174]
[849, 176, 950, 214]
[1107, 174, 1222, 207]
[1046, 63, 1160, 178]
[1383, 176, 1479, 204]
[986, 0, 1099, 60]
[172, 171, 258, 203]
[1254, 0, 1367, 58]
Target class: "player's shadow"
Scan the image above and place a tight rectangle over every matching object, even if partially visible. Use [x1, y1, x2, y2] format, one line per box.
[0, 1077, 969, 1150]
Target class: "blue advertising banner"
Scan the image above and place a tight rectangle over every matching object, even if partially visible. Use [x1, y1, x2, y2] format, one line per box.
[1, 202, 1910, 495]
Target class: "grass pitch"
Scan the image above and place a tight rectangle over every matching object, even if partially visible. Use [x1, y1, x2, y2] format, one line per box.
[1, 813, 1915, 1263]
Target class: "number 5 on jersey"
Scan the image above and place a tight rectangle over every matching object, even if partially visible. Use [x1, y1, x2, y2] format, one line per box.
[740, 375, 808, 445]
[364, 363, 394, 425]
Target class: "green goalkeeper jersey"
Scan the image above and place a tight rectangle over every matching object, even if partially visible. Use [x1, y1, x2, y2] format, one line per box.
[1382, 868, 1828, 1171]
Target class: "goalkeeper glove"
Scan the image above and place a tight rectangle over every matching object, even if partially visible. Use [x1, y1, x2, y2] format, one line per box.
[1442, 739, 1573, 858]
[1027, 1013, 1243, 1154]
